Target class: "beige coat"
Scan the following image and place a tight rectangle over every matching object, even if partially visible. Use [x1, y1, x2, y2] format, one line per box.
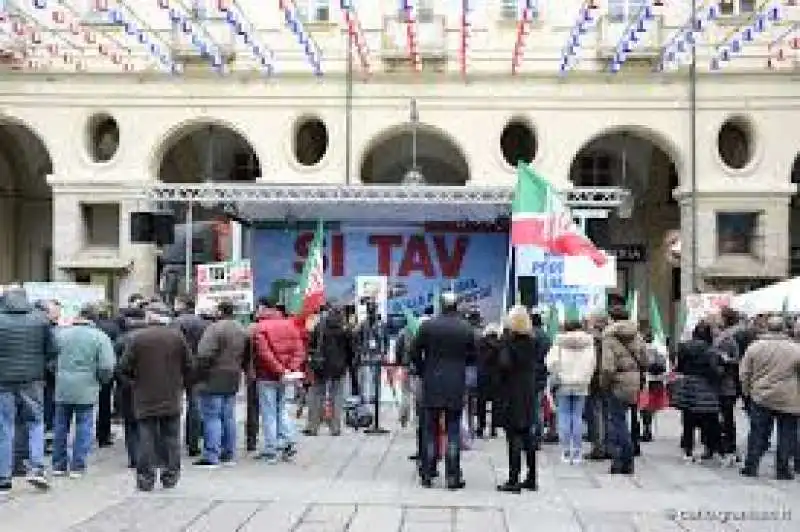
[546, 330, 596, 395]
[600, 320, 646, 405]
[740, 333, 800, 415]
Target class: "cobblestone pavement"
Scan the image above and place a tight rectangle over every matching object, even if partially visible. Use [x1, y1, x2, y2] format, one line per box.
[0, 405, 797, 532]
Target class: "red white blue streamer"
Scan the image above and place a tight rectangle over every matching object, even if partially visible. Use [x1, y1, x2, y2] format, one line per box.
[340, 1, 371, 76]
[609, 2, 657, 73]
[401, 0, 421, 72]
[558, 1, 599, 74]
[767, 22, 799, 69]
[459, 0, 473, 76]
[25, 0, 133, 71]
[512, 0, 537, 75]
[157, 0, 222, 73]
[216, 0, 275, 75]
[710, 3, 782, 71]
[279, 0, 322, 76]
[659, 2, 721, 70]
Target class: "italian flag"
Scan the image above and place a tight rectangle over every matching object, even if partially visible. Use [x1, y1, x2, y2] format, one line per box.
[290, 219, 325, 316]
[649, 294, 669, 360]
[511, 164, 607, 266]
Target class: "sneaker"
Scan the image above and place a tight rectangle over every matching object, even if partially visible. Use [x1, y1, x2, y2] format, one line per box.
[26, 471, 49, 490]
[221, 459, 236, 467]
[560, 450, 571, 464]
[0, 483, 10, 498]
[571, 451, 583, 465]
[68, 470, 85, 479]
[192, 459, 219, 469]
[52, 469, 68, 477]
[281, 445, 297, 462]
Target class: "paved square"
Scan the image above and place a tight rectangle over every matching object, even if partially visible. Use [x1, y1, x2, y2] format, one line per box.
[0, 406, 796, 531]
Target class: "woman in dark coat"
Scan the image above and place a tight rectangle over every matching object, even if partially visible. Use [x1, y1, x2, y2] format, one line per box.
[476, 324, 503, 439]
[495, 306, 538, 493]
[674, 321, 723, 462]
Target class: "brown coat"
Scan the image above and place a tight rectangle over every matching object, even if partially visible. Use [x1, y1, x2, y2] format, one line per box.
[196, 318, 248, 395]
[119, 324, 193, 420]
[600, 320, 647, 405]
[740, 333, 800, 415]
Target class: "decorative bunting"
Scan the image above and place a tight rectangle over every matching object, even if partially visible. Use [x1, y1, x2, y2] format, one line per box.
[14, 0, 131, 71]
[557, 0, 599, 75]
[609, 1, 658, 73]
[216, 0, 275, 75]
[401, 0, 421, 72]
[512, 0, 537, 75]
[279, 0, 323, 76]
[658, 1, 722, 71]
[340, 0, 371, 76]
[157, 0, 224, 73]
[767, 23, 799, 69]
[459, 0, 472, 76]
[709, 2, 781, 71]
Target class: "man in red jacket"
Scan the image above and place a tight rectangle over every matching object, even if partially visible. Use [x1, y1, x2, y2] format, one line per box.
[252, 298, 306, 464]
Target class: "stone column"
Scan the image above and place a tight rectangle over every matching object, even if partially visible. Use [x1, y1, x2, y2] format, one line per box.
[51, 192, 83, 282]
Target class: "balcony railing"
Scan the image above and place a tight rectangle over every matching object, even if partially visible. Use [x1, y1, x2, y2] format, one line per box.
[381, 12, 447, 64]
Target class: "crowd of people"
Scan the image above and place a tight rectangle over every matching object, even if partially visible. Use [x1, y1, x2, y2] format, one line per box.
[0, 283, 799, 497]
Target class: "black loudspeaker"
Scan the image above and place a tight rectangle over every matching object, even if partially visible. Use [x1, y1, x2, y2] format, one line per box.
[130, 212, 154, 243]
[153, 212, 175, 246]
[517, 276, 538, 308]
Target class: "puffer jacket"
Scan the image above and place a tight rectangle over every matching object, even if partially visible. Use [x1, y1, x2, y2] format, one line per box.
[545, 330, 597, 395]
[252, 309, 305, 381]
[740, 332, 800, 415]
[713, 328, 741, 398]
[673, 339, 722, 414]
[0, 289, 58, 385]
[600, 320, 647, 405]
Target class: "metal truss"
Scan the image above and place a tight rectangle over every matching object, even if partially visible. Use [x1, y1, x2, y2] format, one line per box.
[141, 183, 630, 208]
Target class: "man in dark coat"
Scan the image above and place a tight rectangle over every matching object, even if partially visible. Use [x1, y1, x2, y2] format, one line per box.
[529, 313, 552, 446]
[171, 295, 208, 457]
[304, 305, 354, 436]
[118, 303, 193, 491]
[93, 303, 121, 448]
[0, 288, 58, 494]
[410, 293, 477, 490]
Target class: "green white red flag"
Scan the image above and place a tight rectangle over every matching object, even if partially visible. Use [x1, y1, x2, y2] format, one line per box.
[649, 294, 669, 359]
[290, 219, 325, 316]
[510, 164, 607, 267]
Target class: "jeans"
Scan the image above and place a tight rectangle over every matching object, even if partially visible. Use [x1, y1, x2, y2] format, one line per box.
[44, 372, 55, 434]
[306, 376, 345, 434]
[136, 415, 181, 490]
[199, 393, 237, 464]
[745, 402, 797, 474]
[421, 408, 462, 482]
[0, 382, 46, 482]
[586, 393, 608, 453]
[52, 403, 94, 472]
[257, 380, 295, 456]
[606, 394, 633, 468]
[505, 427, 536, 483]
[556, 393, 586, 457]
[681, 411, 721, 456]
[184, 388, 202, 453]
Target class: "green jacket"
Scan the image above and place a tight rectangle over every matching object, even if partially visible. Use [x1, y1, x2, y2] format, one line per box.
[55, 321, 116, 405]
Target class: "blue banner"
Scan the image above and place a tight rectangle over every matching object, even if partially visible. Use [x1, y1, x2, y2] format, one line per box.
[252, 224, 508, 322]
[516, 247, 604, 314]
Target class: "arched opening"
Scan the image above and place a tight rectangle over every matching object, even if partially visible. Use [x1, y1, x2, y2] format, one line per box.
[789, 154, 800, 276]
[0, 121, 53, 283]
[569, 130, 681, 324]
[155, 122, 261, 300]
[359, 125, 470, 185]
